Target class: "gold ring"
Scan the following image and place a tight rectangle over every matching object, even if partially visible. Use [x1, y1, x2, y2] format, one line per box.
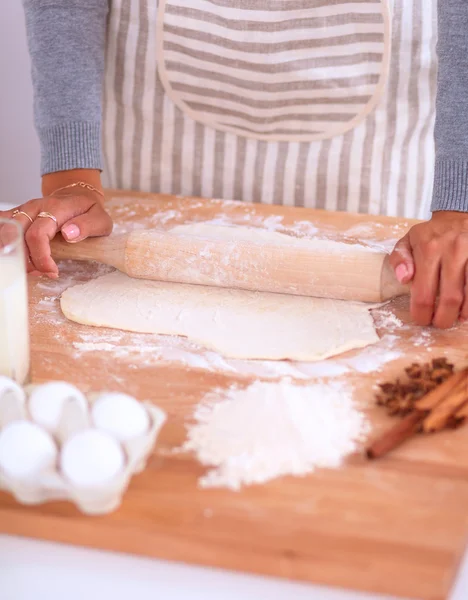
[37, 211, 58, 225]
[12, 210, 33, 224]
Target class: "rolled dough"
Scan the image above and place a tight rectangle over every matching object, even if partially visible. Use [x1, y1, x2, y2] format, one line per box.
[61, 224, 380, 360]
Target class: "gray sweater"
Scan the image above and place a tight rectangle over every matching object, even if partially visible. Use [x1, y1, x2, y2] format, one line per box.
[22, 0, 468, 213]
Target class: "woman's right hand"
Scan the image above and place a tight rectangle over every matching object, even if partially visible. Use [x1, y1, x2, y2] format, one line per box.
[0, 189, 113, 278]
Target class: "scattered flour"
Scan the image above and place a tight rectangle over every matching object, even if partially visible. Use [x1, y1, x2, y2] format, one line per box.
[344, 221, 409, 239]
[410, 328, 435, 351]
[73, 342, 117, 352]
[344, 223, 385, 237]
[180, 379, 368, 490]
[374, 310, 404, 329]
[340, 338, 401, 373]
[360, 238, 398, 253]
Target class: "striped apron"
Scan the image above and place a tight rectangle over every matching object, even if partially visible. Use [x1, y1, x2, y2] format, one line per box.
[103, 0, 437, 219]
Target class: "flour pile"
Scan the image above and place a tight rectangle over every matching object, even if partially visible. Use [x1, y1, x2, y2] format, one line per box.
[182, 380, 368, 490]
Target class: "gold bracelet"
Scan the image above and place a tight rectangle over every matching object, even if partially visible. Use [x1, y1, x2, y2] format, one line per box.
[50, 181, 105, 198]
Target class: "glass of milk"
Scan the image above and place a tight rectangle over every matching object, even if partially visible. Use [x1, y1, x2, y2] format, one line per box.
[0, 219, 30, 384]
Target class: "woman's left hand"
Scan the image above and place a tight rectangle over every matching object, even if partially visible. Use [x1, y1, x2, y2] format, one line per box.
[389, 211, 468, 329]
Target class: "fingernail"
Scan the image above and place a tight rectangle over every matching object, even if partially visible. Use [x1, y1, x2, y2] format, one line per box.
[62, 224, 80, 241]
[46, 272, 59, 279]
[395, 264, 408, 283]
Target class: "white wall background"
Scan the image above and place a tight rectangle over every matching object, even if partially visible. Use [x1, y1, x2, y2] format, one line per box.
[0, 0, 41, 207]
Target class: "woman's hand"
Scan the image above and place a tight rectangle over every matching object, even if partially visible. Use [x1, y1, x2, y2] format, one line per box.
[0, 190, 113, 278]
[390, 211, 468, 329]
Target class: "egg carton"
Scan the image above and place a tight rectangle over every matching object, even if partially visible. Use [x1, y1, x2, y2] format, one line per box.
[0, 377, 166, 515]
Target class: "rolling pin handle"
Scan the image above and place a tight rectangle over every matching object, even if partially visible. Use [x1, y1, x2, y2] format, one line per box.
[50, 234, 128, 273]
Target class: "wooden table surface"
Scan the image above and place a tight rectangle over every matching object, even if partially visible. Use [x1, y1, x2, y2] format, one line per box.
[1, 190, 468, 600]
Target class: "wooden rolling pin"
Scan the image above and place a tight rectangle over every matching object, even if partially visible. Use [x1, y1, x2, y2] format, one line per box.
[51, 229, 408, 302]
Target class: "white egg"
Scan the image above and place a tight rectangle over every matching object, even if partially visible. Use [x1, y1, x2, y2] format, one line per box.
[91, 393, 150, 441]
[0, 376, 26, 426]
[60, 429, 125, 488]
[29, 381, 87, 433]
[0, 376, 26, 405]
[0, 421, 57, 480]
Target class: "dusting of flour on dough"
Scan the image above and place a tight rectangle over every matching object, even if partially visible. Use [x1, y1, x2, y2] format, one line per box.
[179, 379, 368, 490]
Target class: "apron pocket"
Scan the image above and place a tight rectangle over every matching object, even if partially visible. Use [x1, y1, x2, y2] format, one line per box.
[157, 0, 391, 142]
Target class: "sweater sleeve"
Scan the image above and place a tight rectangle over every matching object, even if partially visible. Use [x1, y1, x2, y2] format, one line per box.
[432, 0, 468, 212]
[22, 0, 109, 176]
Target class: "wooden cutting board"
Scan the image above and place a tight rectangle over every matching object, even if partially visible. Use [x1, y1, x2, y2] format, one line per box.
[1, 190, 468, 600]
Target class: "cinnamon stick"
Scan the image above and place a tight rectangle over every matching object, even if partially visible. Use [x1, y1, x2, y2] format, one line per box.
[366, 367, 468, 460]
[421, 379, 468, 433]
[366, 411, 423, 460]
[414, 368, 468, 411]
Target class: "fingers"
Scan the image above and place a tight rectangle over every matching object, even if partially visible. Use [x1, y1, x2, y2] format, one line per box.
[401, 220, 468, 328]
[1, 208, 32, 235]
[1, 194, 112, 278]
[389, 235, 415, 284]
[0, 208, 15, 220]
[410, 240, 441, 326]
[61, 203, 113, 243]
[24, 213, 60, 276]
[1, 207, 37, 274]
[0, 216, 21, 246]
[433, 250, 466, 329]
[11, 214, 36, 273]
[24, 196, 95, 274]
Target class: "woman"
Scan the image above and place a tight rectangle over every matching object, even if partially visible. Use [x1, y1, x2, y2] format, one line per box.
[4, 0, 468, 328]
